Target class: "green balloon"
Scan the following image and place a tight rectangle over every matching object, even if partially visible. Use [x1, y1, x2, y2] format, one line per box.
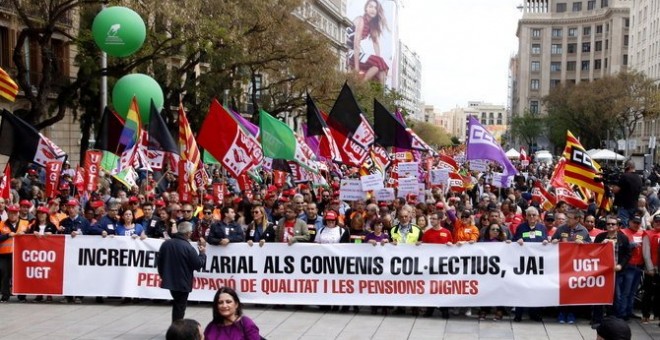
[92, 6, 146, 57]
[112, 73, 164, 123]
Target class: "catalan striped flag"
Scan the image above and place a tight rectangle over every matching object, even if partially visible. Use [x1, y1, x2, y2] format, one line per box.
[0, 67, 19, 102]
[561, 130, 604, 194]
[178, 104, 202, 190]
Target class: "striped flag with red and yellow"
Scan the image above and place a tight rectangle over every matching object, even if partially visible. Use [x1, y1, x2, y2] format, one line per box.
[178, 104, 203, 191]
[0, 67, 19, 102]
[561, 130, 604, 194]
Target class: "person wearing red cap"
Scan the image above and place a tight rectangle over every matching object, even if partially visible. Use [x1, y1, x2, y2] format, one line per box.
[315, 210, 349, 244]
[18, 199, 34, 224]
[128, 196, 144, 220]
[47, 199, 67, 231]
[0, 205, 29, 302]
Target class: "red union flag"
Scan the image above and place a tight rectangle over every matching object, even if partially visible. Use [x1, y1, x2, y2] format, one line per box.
[178, 160, 192, 203]
[0, 163, 10, 200]
[84, 150, 103, 192]
[212, 183, 225, 205]
[45, 161, 63, 198]
[198, 100, 262, 179]
[74, 166, 85, 193]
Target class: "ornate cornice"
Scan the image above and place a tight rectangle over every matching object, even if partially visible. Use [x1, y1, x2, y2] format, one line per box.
[517, 8, 630, 35]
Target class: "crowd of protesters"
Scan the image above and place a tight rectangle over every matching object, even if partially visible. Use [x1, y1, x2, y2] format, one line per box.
[0, 156, 659, 330]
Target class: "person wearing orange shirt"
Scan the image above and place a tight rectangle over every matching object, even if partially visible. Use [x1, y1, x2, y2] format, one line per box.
[0, 205, 29, 302]
[453, 210, 479, 244]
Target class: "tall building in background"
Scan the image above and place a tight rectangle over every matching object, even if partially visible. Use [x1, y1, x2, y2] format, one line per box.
[629, 0, 660, 155]
[513, 0, 631, 117]
[296, 0, 352, 71]
[397, 41, 422, 120]
[464, 101, 508, 144]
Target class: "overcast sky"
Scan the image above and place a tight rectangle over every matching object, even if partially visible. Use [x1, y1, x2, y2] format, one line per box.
[398, 0, 522, 112]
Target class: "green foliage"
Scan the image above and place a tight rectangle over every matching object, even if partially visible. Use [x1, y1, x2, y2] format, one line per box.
[409, 120, 452, 148]
[509, 110, 545, 149]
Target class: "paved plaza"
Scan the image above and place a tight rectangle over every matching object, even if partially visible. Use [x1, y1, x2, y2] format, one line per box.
[1, 299, 659, 339]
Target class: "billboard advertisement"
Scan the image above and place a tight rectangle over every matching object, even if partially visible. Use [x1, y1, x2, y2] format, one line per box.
[346, 0, 398, 89]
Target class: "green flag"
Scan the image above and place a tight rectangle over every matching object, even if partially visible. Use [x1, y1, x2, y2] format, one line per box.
[259, 110, 297, 160]
[100, 151, 120, 173]
[203, 150, 220, 165]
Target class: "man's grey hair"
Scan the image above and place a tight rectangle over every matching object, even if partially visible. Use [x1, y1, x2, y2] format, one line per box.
[178, 221, 193, 234]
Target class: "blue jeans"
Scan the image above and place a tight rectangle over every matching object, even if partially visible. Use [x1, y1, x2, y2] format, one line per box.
[617, 266, 642, 318]
[617, 207, 635, 228]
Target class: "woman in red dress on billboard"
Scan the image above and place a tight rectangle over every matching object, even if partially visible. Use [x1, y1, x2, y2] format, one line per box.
[348, 0, 389, 84]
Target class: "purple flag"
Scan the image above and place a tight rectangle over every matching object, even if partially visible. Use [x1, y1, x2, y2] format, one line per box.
[466, 116, 517, 185]
[229, 108, 259, 137]
[302, 124, 322, 159]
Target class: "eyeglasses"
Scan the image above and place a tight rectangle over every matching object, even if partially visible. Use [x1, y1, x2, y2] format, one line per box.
[490, 228, 501, 232]
[252, 210, 261, 214]
[204, 211, 213, 214]
[605, 223, 617, 226]
[183, 210, 192, 213]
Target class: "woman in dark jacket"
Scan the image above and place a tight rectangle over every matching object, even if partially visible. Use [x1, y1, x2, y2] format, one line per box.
[245, 205, 276, 246]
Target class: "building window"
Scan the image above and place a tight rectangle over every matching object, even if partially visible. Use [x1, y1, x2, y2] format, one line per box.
[605, 39, 608, 49]
[582, 42, 591, 52]
[624, 18, 629, 28]
[623, 54, 628, 65]
[623, 35, 629, 46]
[551, 79, 561, 88]
[551, 44, 563, 54]
[594, 59, 602, 69]
[572, 2, 582, 11]
[568, 28, 578, 37]
[551, 62, 562, 72]
[588, 0, 596, 10]
[552, 28, 563, 37]
[581, 60, 590, 70]
[530, 101, 539, 114]
[557, 3, 567, 12]
[567, 61, 577, 71]
[568, 43, 577, 53]
[596, 25, 603, 34]
[601, 0, 608, 8]
[583, 27, 591, 36]
[531, 43, 541, 54]
[0, 27, 8, 69]
[531, 79, 540, 90]
[595, 40, 602, 51]
[531, 61, 541, 71]
[604, 58, 608, 68]
[532, 28, 541, 37]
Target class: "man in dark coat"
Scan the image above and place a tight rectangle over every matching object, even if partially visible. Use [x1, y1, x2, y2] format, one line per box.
[157, 221, 206, 322]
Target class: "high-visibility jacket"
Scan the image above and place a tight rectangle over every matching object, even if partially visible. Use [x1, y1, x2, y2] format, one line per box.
[0, 219, 30, 255]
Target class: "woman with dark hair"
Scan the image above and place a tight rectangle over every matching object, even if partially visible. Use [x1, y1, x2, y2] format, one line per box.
[347, 0, 389, 83]
[204, 287, 261, 340]
[478, 223, 508, 320]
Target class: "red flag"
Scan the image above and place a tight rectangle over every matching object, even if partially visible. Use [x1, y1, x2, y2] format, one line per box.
[0, 163, 10, 200]
[237, 174, 251, 192]
[178, 104, 202, 191]
[84, 150, 103, 192]
[449, 172, 465, 192]
[73, 166, 85, 193]
[197, 100, 262, 178]
[178, 160, 192, 203]
[212, 183, 225, 205]
[550, 160, 588, 209]
[438, 153, 459, 171]
[273, 170, 287, 187]
[45, 161, 63, 198]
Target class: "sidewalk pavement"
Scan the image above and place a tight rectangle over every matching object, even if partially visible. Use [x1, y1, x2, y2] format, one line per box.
[0, 299, 658, 339]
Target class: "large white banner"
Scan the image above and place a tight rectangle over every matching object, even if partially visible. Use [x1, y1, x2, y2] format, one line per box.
[13, 236, 615, 307]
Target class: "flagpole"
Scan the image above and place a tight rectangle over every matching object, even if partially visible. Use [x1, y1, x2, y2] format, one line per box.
[100, 3, 107, 113]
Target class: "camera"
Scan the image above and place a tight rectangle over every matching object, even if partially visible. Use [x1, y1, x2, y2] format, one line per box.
[599, 166, 623, 186]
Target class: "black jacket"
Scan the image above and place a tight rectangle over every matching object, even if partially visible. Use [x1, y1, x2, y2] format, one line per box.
[207, 220, 245, 245]
[594, 231, 631, 268]
[157, 233, 206, 292]
[245, 221, 276, 243]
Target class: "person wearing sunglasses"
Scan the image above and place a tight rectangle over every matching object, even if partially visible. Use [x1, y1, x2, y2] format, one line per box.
[477, 223, 509, 321]
[592, 216, 630, 328]
[245, 206, 276, 247]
